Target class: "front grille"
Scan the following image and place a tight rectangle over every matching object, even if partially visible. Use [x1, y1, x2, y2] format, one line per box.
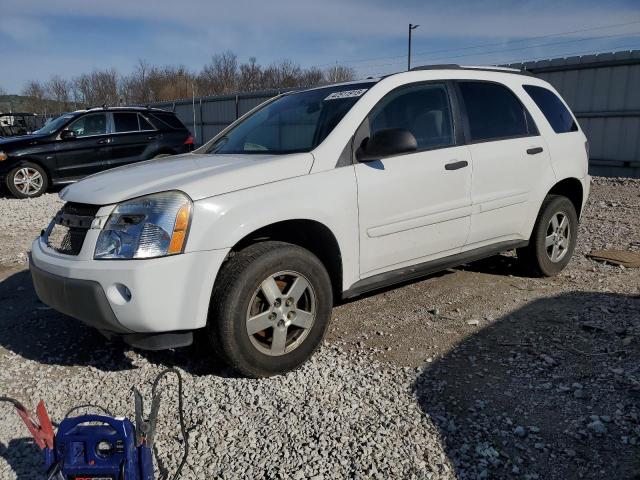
[47, 202, 101, 256]
[62, 202, 101, 217]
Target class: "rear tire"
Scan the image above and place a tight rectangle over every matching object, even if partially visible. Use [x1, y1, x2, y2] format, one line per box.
[206, 241, 333, 377]
[517, 194, 578, 277]
[5, 162, 49, 198]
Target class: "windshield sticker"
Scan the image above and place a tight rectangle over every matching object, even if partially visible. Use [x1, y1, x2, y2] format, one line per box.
[324, 89, 368, 101]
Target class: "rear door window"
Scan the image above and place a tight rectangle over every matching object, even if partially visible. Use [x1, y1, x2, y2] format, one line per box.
[113, 112, 140, 133]
[523, 85, 578, 133]
[138, 114, 155, 131]
[458, 81, 537, 142]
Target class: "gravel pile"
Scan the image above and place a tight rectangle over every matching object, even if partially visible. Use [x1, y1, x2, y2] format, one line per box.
[0, 342, 454, 480]
[0, 193, 62, 265]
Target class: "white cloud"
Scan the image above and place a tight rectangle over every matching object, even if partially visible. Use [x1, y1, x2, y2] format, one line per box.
[2, 0, 638, 39]
[0, 15, 49, 43]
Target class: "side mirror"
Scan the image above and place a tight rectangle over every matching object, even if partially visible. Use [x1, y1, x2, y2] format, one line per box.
[60, 129, 76, 140]
[356, 128, 417, 162]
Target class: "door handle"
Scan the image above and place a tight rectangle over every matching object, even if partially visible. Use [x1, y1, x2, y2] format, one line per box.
[97, 138, 111, 145]
[147, 135, 159, 140]
[527, 147, 544, 155]
[445, 160, 469, 171]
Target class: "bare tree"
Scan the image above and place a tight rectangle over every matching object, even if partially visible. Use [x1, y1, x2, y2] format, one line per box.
[324, 65, 355, 83]
[300, 66, 324, 87]
[0, 85, 6, 96]
[198, 51, 239, 95]
[71, 69, 119, 106]
[262, 59, 304, 90]
[238, 57, 262, 92]
[46, 75, 71, 113]
[22, 80, 47, 113]
[72, 74, 92, 106]
[21, 52, 360, 109]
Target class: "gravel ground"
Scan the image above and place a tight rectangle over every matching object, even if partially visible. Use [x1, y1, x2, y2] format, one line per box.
[0, 193, 62, 265]
[0, 177, 639, 479]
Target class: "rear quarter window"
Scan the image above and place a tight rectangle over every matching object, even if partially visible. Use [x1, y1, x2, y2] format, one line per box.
[523, 85, 578, 134]
[114, 112, 140, 132]
[150, 112, 187, 130]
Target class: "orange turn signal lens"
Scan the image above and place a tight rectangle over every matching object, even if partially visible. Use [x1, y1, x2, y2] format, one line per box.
[0, 152, 7, 162]
[167, 203, 191, 254]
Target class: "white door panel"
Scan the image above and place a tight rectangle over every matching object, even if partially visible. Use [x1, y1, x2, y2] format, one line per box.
[356, 146, 472, 275]
[466, 137, 549, 245]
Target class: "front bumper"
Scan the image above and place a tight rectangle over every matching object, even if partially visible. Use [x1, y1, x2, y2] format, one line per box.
[30, 255, 128, 332]
[30, 235, 229, 337]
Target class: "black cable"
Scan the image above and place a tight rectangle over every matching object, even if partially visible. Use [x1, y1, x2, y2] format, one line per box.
[0, 396, 26, 410]
[64, 404, 113, 419]
[151, 368, 189, 480]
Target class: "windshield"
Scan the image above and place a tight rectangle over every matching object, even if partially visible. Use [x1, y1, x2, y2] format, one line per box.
[207, 82, 375, 155]
[33, 114, 75, 135]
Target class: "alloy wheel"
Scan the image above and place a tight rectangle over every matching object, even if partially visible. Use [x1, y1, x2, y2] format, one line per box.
[545, 212, 571, 263]
[13, 167, 44, 196]
[245, 270, 317, 356]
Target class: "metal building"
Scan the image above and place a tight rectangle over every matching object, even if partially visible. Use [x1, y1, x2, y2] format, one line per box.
[506, 49, 640, 178]
[153, 49, 640, 178]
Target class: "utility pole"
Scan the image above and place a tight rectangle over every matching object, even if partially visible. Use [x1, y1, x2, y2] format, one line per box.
[408, 23, 420, 71]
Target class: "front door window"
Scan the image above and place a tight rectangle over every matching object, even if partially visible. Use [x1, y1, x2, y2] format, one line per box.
[69, 113, 108, 137]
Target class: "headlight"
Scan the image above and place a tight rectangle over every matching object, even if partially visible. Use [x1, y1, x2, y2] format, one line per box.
[94, 191, 192, 260]
[0, 152, 7, 162]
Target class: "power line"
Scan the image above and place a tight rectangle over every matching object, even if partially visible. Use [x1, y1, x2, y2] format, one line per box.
[360, 43, 640, 78]
[354, 30, 640, 71]
[313, 18, 640, 69]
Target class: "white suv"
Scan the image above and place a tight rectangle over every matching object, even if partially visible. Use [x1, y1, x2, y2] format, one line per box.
[30, 65, 590, 377]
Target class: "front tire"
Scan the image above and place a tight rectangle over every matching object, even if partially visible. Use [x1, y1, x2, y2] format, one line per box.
[206, 241, 333, 377]
[6, 162, 49, 198]
[517, 194, 578, 276]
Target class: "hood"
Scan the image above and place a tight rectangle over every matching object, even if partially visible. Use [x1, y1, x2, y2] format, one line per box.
[60, 152, 315, 205]
[0, 134, 48, 149]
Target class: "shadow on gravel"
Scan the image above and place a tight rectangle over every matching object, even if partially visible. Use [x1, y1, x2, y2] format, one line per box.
[0, 268, 229, 376]
[456, 253, 524, 277]
[0, 269, 135, 371]
[0, 437, 42, 480]
[414, 291, 640, 480]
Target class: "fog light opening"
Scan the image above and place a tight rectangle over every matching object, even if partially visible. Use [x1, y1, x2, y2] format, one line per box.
[107, 283, 132, 305]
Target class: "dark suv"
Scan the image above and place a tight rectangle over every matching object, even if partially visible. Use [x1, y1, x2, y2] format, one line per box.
[0, 107, 193, 198]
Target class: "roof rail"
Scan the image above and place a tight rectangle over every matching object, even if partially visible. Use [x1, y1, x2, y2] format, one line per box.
[409, 64, 533, 76]
[410, 64, 461, 71]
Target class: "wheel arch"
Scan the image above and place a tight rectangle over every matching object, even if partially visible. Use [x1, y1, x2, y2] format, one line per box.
[225, 219, 343, 302]
[547, 177, 584, 218]
[9, 157, 52, 181]
[4, 157, 52, 194]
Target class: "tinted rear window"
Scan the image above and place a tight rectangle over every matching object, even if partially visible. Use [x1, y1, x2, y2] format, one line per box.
[150, 112, 186, 130]
[523, 85, 578, 134]
[458, 81, 537, 142]
[138, 115, 155, 131]
[114, 112, 140, 132]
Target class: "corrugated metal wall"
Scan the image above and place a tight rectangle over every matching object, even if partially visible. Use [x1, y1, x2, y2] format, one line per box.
[506, 50, 640, 178]
[153, 50, 640, 178]
[150, 90, 287, 147]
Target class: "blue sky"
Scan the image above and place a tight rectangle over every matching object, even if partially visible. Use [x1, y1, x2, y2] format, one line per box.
[1, 0, 639, 93]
